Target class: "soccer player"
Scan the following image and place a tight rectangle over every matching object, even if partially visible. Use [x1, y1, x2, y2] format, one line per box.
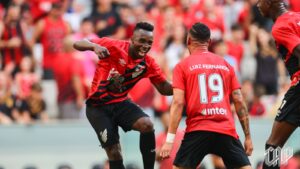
[257, 1, 300, 169]
[159, 22, 253, 169]
[73, 22, 173, 169]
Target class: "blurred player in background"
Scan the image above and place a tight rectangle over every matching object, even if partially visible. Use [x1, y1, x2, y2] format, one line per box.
[160, 22, 253, 169]
[73, 22, 173, 169]
[257, 0, 300, 169]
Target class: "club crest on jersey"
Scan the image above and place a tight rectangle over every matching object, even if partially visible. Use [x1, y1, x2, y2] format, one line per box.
[132, 64, 145, 78]
[297, 21, 300, 26]
[119, 58, 126, 67]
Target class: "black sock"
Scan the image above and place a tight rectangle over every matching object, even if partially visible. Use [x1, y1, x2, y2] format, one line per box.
[140, 131, 155, 169]
[263, 144, 280, 169]
[109, 160, 125, 169]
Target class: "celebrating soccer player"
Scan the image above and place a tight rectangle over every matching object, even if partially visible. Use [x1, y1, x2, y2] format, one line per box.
[159, 22, 253, 169]
[73, 22, 173, 169]
[256, 0, 300, 169]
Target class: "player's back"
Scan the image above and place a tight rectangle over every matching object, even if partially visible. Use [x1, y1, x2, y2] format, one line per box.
[271, 12, 300, 78]
[173, 51, 240, 138]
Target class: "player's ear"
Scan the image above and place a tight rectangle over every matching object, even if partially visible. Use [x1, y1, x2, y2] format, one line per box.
[208, 39, 212, 46]
[187, 36, 191, 45]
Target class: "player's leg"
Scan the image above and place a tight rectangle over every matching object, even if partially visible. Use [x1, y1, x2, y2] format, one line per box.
[214, 134, 251, 169]
[104, 144, 125, 169]
[113, 100, 155, 169]
[263, 84, 300, 169]
[86, 105, 125, 169]
[262, 121, 296, 169]
[132, 117, 155, 169]
[211, 154, 225, 169]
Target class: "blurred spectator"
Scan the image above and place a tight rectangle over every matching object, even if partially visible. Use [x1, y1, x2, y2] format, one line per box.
[198, 0, 225, 41]
[23, 165, 38, 169]
[57, 164, 72, 169]
[226, 24, 245, 70]
[72, 17, 98, 91]
[126, 163, 140, 169]
[20, 3, 34, 43]
[119, 4, 135, 39]
[90, 0, 125, 39]
[91, 163, 103, 169]
[0, 72, 19, 124]
[249, 25, 285, 95]
[241, 79, 254, 111]
[255, 160, 263, 169]
[213, 39, 240, 81]
[15, 57, 40, 100]
[249, 0, 273, 31]
[30, 1, 71, 79]
[53, 36, 85, 119]
[103, 160, 109, 169]
[164, 23, 186, 71]
[156, 112, 184, 169]
[249, 84, 266, 117]
[18, 83, 48, 123]
[281, 150, 300, 169]
[0, 2, 31, 76]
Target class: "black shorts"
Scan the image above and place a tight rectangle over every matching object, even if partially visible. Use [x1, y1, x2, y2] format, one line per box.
[275, 82, 300, 126]
[86, 99, 148, 148]
[174, 131, 251, 169]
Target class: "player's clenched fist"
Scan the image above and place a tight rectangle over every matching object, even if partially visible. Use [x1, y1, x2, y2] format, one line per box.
[93, 45, 110, 59]
[159, 142, 173, 159]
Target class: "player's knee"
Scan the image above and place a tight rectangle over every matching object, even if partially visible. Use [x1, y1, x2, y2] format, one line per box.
[105, 145, 123, 160]
[140, 118, 154, 133]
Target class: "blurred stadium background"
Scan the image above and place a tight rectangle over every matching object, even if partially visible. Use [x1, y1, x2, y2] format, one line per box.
[0, 0, 300, 169]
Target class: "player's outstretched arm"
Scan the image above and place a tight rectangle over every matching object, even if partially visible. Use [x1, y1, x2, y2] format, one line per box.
[153, 81, 173, 96]
[73, 39, 110, 59]
[159, 89, 184, 159]
[232, 89, 253, 156]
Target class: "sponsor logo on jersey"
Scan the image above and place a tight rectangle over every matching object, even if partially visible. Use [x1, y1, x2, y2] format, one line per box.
[132, 65, 145, 78]
[119, 58, 126, 67]
[201, 107, 227, 116]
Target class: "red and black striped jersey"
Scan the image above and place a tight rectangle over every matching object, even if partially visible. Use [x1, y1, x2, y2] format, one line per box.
[0, 21, 28, 68]
[272, 12, 300, 84]
[86, 37, 166, 106]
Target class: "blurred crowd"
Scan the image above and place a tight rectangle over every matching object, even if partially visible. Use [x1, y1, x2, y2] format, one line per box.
[0, 0, 299, 125]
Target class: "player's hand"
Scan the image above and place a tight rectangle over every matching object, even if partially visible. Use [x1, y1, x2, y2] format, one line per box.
[244, 136, 253, 156]
[159, 142, 173, 159]
[93, 45, 110, 59]
[8, 37, 22, 48]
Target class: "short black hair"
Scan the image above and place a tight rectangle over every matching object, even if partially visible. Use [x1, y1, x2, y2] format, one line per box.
[189, 22, 211, 42]
[231, 23, 242, 31]
[134, 22, 154, 32]
[81, 17, 92, 24]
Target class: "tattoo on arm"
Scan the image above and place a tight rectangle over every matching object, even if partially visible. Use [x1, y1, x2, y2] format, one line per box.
[232, 90, 250, 137]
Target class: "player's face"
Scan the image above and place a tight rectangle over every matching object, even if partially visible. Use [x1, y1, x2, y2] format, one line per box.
[257, 0, 270, 17]
[131, 29, 153, 59]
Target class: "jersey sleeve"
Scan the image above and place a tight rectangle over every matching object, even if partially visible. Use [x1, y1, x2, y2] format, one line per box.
[89, 37, 116, 48]
[172, 63, 185, 90]
[272, 25, 300, 54]
[145, 57, 167, 85]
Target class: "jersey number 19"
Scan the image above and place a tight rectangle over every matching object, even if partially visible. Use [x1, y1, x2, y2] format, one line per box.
[198, 73, 224, 104]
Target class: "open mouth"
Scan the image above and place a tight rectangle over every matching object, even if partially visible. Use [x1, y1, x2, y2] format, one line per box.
[138, 49, 148, 57]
